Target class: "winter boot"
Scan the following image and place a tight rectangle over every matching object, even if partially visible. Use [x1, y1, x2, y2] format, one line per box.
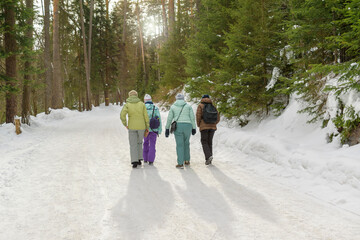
[138, 159, 143, 165]
[205, 156, 213, 165]
[132, 162, 138, 168]
[184, 161, 190, 165]
[176, 164, 184, 169]
[149, 162, 153, 165]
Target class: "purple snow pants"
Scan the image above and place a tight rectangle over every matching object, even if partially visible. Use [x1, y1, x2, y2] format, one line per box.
[143, 132, 158, 163]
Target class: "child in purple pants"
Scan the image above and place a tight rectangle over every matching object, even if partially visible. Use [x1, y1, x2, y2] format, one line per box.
[143, 94, 162, 165]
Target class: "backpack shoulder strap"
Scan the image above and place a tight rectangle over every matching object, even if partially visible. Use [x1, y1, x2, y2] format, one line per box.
[152, 105, 155, 118]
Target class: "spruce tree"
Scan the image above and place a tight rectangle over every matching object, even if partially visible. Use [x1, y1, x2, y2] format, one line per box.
[184, 0, 234, 98]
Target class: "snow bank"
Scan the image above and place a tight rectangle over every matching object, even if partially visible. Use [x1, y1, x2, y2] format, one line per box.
[213, 95, 360, 215]
[0, 105, 120, 152]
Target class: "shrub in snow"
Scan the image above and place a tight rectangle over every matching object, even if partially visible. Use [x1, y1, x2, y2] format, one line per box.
[330, 105, 360, 145]
[294, 63, 360, 146]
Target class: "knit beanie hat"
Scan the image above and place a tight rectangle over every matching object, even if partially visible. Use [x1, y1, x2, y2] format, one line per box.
[202, 94, 210, 99]
[175, 93, 185, 100]
[129, 90, 138, 97]
[144, 94, 152, 102]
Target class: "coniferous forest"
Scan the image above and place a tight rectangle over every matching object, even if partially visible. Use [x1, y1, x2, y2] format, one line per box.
[1, 0, 360, 144]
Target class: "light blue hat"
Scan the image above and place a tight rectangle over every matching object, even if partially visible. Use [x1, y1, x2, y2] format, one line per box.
[176, 93, 185, 100]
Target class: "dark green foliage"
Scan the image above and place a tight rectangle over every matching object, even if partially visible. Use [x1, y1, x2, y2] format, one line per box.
[334, 0, 360, 60]
[185, 0, 292, 120]
[184, 0, 234, 98]
[332, 104, 360, 144]
[159, 34, 187, 88]
[159, 0, 192, 89]
[181, 0, 360, 146]
[1, 0, 360, 145]
[286, 0, 342, 67]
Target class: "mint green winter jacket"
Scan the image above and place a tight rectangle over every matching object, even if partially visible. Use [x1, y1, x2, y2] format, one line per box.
[120, 96, 149, 130]
[145, 102, 162, 134]
[165, 100, 196, 130]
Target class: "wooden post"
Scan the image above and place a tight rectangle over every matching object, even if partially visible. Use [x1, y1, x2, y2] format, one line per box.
[15, 119, 22, 135]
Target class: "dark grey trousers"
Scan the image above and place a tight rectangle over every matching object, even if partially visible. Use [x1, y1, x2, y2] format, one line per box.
[200, 129, 216, 160]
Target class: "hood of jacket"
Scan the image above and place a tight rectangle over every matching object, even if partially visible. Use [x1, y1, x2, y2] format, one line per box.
[173, 100, 187, 107]
[126, 95, 141, 103]
[145, 102, 154, 110]
[201, 98, 212, 104]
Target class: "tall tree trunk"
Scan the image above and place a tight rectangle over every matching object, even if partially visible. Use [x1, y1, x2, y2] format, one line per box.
[177, 0, 181, 33]
[332, 11, 339, 64]
[22, 0, 34, 125]
[104, 0, 110, 106]
[94, 93, 100, 107]
[161, 0, 168, 38]
[88, 0, 94, 108]
[168, 0, 175, 35]
[122, 0, 127, 44]
[31, 87, 37, 116]
[4, 0, 17, 123]
[190, 0, 193, 19]
[44, 0, 52, 114]
[136, 2, 147, 86]
[88, 0, 94, 74]
[77, 28, 83, 112]
[196, 0, 201, 13]
[52, 0, 63, 109]
[157, 41, 161, 82]
[79, 0, 92, 110]
[119, 0, 128, 106]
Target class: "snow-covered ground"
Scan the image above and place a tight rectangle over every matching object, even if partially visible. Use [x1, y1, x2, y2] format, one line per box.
[1, 102, 360, 240]
[215, 98, 360, 216]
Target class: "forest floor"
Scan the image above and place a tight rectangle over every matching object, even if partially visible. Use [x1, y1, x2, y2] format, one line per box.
[1, 105, 360, 240]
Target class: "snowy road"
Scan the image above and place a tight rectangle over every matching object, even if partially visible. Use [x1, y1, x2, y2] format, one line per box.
[1, 106, 360, 240]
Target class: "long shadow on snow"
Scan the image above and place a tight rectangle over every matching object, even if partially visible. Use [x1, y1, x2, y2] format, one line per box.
[176, 168, 235, 238]
[111, 167, 174, 240]
[208, 165, 277, 222]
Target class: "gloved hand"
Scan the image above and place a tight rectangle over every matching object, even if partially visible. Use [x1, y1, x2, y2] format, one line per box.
[144, 129, 149, 137]
[192, 129, 196, 135]
[165, 129, 170, 138]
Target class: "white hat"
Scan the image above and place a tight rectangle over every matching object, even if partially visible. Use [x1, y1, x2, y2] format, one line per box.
[144, 94, 152, 102]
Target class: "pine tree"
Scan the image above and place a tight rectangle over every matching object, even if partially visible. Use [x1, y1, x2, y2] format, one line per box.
[286, 0, 343, 68]
[336, 0, 360, 61]
[216, 0, 290, 118]
[184, 0, 234, 101]
[159, 0, 192, 90]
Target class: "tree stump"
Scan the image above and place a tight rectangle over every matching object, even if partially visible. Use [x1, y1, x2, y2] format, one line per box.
[15, 119, 22, 135]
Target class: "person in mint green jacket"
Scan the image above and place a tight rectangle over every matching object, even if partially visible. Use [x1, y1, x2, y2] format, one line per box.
[120, 90, 149, 168]
[165, 93, 196, 168]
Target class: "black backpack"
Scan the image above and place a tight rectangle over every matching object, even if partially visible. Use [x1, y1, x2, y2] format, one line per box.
[202, 103, 218, 124]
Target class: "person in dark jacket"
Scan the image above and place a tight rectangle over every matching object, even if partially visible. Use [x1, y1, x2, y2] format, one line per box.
[196, 94, 220, 165]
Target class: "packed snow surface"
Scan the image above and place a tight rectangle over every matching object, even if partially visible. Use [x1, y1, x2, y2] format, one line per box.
[1, 103, 360, 240]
